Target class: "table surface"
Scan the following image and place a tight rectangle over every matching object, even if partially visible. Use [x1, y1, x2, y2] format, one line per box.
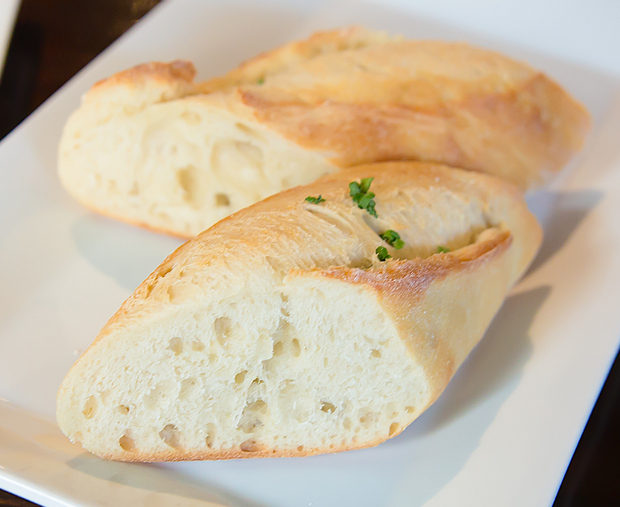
[0, 1, 618, 505]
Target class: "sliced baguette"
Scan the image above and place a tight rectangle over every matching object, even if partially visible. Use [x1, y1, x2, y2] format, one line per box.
[58, 27, 589, 238]
[56, 161, 542, 461]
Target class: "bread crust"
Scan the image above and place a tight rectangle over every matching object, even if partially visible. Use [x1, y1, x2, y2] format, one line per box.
[206, 33, 589, 190]
[58, 161, 541, 461]
[58, 29, 589, 239]
[222, 40, 589, 190]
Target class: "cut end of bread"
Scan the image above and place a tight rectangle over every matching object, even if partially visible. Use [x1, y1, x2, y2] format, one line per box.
[58, 92, 337, 237]
[58, 275, 429, 460]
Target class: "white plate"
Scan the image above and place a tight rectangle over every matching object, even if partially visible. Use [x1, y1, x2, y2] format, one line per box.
[1, 0, 619, 505]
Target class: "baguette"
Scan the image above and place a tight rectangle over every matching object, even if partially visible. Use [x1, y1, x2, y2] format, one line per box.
[56, 161, 542, 461]
[58, 27, 589, 238]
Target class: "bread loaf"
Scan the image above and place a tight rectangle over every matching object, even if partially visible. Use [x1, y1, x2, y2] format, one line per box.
[58, 27, 589, 238]
[56, 161, 542, 461]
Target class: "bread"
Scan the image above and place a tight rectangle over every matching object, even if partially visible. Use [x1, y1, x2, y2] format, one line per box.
[58, 27, 589, 238]
[56, 161, 542, 461]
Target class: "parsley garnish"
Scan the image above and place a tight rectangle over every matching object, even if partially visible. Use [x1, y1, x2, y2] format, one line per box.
[436, 246, 450, 253]
[257, 77, 265, 85]
[376, 246, 391, 261]
[305, 195, 325, 204]
[380, 230, 404, 249]
[349, 177, 377, 217]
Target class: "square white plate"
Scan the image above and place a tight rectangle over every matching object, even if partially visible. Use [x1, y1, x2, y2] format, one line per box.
[1, 1, 619, 506]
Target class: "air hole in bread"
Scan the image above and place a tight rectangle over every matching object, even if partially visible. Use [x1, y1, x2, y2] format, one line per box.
[273, 341, 284, 357]
[320, 402, 336, 414]
[291, 339, 301, 357]
[180, 111, 201, 125]
[179, 378, 197, 400]
[144, 383, 172, 410]
[234, 370, 247, 384]
[152, 266, 172, 285]
[119, 433, 135, 452]
[250, 400, 267, 411]
[343, 418, 352, 430]
[168, 337, 183, 356]
[235, 122, 265, 142]
[211, 140, 265, 197]
[238, 400, 268, 433]
[167, 284, 190, 304]
[205, 423, 216, 448]
[323, 357, 329, 367]
[240, 439, 258, 452]
[213, 316, 245, 348]
[177, 165, 203, 208]
[238, 417, 263, 434]
[405, 406, 416, 414]
[297, 445, 304, 452]
[82, 396, 97, 419]
[359, 410, 378, 428]
[215, 193, 230, 207]
[250, 377, 263, 386]
[385, 403, 399, 418]
[159, 424, 181, 447]
[128, 181, 139, 196]
[265, 256, 287, 276]
[389, 422, 400, 437]
[144, 284, 155, 298]
[371, 349, 382, 358]
[279, 293, 290, 316]
[118, 405, 130, 415]
[191, 339, 204, 351]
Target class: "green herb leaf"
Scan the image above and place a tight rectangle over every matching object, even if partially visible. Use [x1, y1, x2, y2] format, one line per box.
[257, 77, 265, 85]
[349, 178, 378, 217]
[305, 195, 325, 204]
[376, 246, 391, 261]
[357, 191, 375, 209]
[436, 246, 450, 254]
[349, 181, 361, 198]
[359, 177, 373, 194]
[365, 200, 377, 218]
[379, 230, 404, 249]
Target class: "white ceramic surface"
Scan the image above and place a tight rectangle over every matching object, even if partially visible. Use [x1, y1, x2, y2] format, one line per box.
[1, 0, 619, 505]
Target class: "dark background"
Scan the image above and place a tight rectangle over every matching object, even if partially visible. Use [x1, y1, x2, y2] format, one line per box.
[0, 1, 618, 505]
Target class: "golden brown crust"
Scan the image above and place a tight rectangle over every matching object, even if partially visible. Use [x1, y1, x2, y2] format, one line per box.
[222, 39, 590, 190]
[198, 26, 395, 93]
[90, 60, 197, 92]
[90, 432, 396, 462]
